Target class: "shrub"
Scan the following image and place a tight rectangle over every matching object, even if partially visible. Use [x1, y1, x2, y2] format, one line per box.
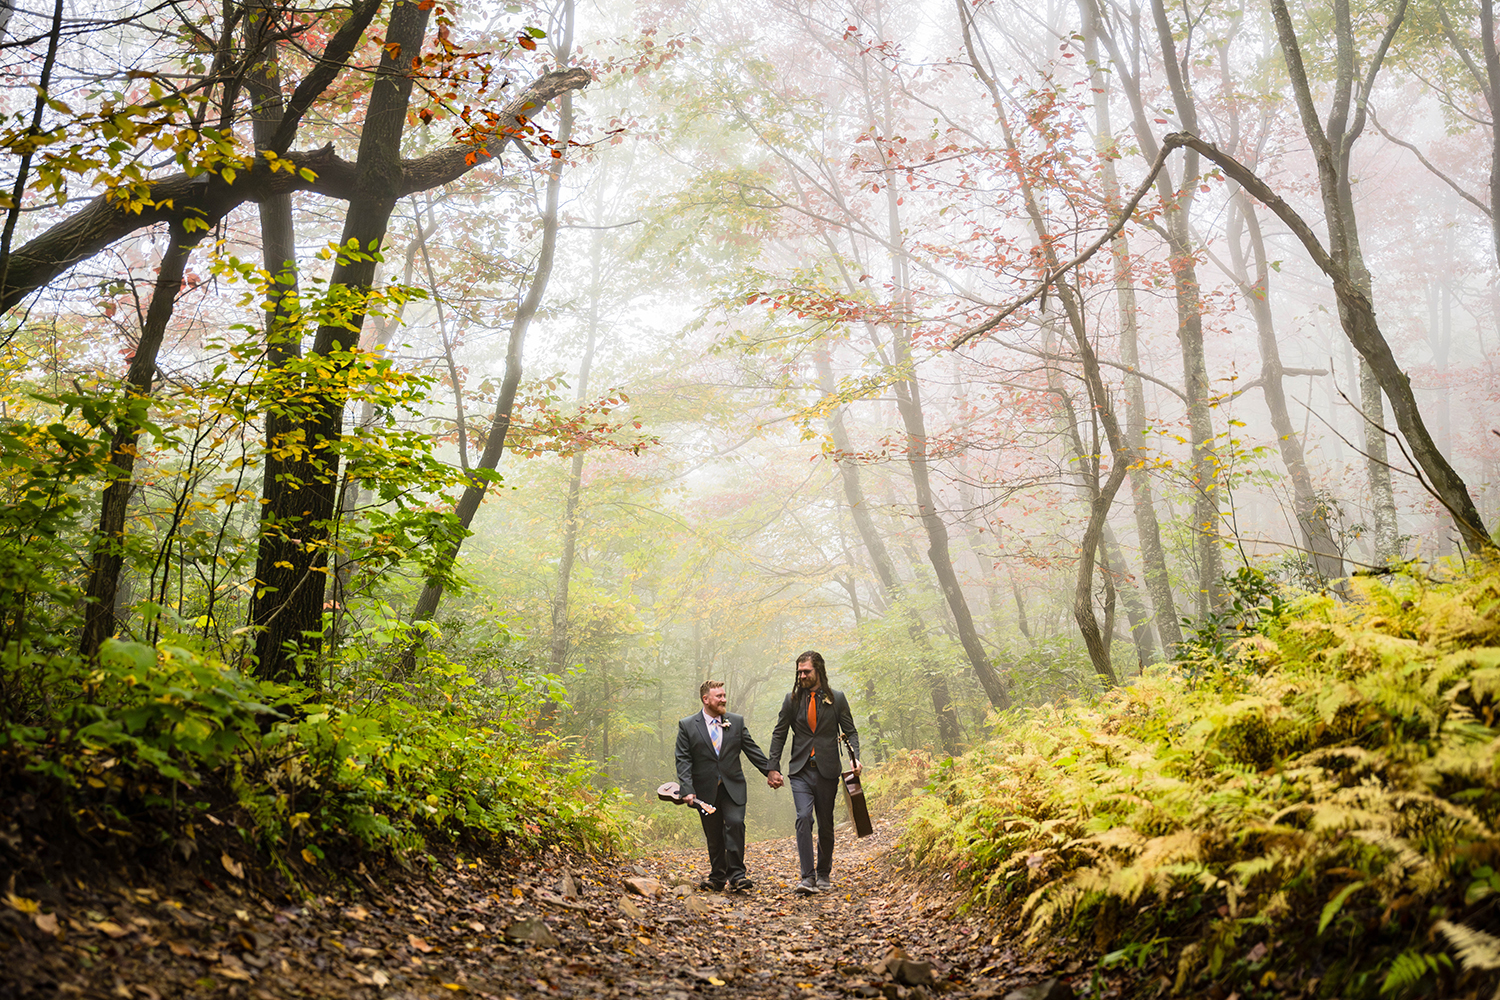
[899, 564, 1500, 999]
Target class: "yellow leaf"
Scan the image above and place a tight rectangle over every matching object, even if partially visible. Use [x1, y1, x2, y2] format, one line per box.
[5, 894, 40, 914]
[708, 978, 725, 986]
[301, 848, 318, 864]
[220, 853, 244, 879]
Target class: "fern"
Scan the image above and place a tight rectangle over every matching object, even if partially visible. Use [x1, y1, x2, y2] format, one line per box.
[1380, 948, 1453, 996]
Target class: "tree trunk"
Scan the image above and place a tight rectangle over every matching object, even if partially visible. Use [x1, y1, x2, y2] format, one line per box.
[862, 17, 1009, 713]
[551, 229, 599, 679]
[958, 2, 1129, 685]
[1227, 192, 1346, 581]
[815, 350, 962, 753]
[1080, 0, 1181, 652]
[252, 0, 435, 683]
[80, 235, 194, 656]
[1147, 0, 1225, 616]
[1265, 0, 1490, 555]
[1102, 524, 1156, 670]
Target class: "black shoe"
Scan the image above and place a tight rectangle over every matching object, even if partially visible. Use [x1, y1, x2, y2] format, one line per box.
[727, 877, 755, 892]
[698, 879, 725, 891]
[793, 877, 820, 895]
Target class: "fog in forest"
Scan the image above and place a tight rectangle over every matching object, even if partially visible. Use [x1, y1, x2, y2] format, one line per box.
[1, 0, 1496, 844]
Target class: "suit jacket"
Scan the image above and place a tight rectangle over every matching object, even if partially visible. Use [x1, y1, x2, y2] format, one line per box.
[769, 686, 859, 781]
[674, 711, 772, 807]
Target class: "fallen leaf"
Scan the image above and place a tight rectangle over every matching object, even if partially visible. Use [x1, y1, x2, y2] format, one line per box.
[93, 920, 131, 938]
[344, 905, 370, 921]
[408, 933, 433, 953]
[210, 965, 253, 982]
[220, 853, 244, 880]
[169, 941, 196, 957]
[33, 912, 59, 935]
[503, 917, 560, 947]
[5, 894, 39, 914]
[370, 970, 390, 986]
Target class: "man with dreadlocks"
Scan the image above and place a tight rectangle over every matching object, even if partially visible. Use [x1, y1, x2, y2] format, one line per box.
[767, 650, 861, 896]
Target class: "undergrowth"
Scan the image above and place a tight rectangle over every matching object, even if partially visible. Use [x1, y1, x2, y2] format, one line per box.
[0, 638, 626, 890]
[902, 562, 1500, 999]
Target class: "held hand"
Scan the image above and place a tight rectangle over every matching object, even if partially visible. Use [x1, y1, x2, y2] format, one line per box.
[852, 761, 863, 777]
[767, 770, 783, 789]
[684, 793, 696, 805]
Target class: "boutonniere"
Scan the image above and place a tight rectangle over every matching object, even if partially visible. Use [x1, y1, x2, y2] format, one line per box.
[719, 719, 732, 729]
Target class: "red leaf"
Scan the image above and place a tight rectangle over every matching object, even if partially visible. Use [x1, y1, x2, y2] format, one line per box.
[517, 35, 537, 50]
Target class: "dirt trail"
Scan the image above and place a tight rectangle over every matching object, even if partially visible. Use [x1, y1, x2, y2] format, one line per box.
[1, 817, 1075, 1000]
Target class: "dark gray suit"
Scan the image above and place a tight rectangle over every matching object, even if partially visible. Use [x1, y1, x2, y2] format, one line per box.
[768, 686, 860, 880]
[675, 711, 772, 885]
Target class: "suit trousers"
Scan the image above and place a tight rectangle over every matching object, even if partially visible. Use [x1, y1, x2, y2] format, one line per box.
[698, 782, 748, 883]
[790, 764, 838, 879]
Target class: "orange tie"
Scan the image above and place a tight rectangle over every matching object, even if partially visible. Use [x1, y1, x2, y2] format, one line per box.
[807, 693, 817, 756]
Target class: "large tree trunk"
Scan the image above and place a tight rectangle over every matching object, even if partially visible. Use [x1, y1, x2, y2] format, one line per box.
[252, 0, 435, 683]
[1080, 0, 1225, 621]
[1147, 0, 1225, 615]
[1266, 0, 1492, 555]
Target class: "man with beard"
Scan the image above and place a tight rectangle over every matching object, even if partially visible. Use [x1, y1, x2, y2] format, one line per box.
[676, 679, 777, 892]
[767, 651, 861, 896]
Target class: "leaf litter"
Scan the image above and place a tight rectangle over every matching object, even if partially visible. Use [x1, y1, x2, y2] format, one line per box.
[0, 817, 1085, 999]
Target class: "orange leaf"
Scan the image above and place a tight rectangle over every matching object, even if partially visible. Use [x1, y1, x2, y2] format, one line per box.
[517, 35, 536, 50]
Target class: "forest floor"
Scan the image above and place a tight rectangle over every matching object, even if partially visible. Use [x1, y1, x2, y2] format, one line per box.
[0, 815, 1094, 1000]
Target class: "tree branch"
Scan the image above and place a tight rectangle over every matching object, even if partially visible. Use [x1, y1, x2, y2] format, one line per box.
[0, 67, 591, 313]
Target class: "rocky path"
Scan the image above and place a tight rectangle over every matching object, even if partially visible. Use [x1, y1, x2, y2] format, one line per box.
[2, 817, 1084, 1000]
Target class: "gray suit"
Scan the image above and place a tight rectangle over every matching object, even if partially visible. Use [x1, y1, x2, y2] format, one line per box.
[675, 711, 772, 885]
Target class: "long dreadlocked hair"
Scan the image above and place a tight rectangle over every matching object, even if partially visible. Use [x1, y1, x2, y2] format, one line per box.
[793, 650, 833, 705]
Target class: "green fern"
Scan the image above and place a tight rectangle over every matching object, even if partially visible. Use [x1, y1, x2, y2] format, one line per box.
[1380, 948, 1453, 995]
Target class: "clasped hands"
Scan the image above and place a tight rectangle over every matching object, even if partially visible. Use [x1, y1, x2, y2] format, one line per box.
[764, 762, 862, 789]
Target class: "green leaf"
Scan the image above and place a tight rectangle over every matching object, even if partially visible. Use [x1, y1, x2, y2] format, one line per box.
[1319, 881, 1365, 935]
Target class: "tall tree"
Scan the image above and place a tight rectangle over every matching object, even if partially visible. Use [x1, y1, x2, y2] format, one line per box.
[1268, 0, 1492, 557]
